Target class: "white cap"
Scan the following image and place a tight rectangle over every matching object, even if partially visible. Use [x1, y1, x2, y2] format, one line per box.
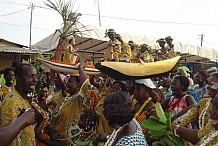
[135, 78, 156, 89]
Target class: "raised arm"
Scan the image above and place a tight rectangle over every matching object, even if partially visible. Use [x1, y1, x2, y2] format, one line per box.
[78, 63, 88, 86]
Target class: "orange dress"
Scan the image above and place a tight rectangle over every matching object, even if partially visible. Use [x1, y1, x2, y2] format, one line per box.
[36, 120, 51, 146]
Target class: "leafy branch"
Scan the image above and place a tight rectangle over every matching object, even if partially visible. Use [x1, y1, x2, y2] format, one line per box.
[143, 102, 187, 146]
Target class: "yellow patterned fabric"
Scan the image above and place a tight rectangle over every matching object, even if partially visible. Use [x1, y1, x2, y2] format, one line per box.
[0, 84, 13, 102]
[166, 45, 177, 58]
[130, 49, 139, 63]
[95, 96, 113, 135]
[156, 50, 170, 61]
[63, 45, 73, 63]
[174, 98, 213, 139]
[106, 39, 121, 61]
[140, 52, 154, 63]
[196, 127, 218, 146]
[0, 90, 36, 146]
[119, 42, 132, 62]
[52, 79, 92, 145]
[168, 50, 177, 58]
[49, 90, 65, 105]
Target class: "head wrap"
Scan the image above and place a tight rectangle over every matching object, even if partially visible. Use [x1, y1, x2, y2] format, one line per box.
[177, 66, 190, 77]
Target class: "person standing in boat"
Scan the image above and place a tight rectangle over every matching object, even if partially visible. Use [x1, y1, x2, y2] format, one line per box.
[106, 29, 121, 62]
[63, 36, 79, 64]
[138, 44, 154, 63]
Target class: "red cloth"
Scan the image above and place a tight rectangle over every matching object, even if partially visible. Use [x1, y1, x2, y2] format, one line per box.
[166, 95, 188, 117]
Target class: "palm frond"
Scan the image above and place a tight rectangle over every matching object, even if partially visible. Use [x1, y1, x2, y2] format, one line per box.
[45, 0, 81, 33]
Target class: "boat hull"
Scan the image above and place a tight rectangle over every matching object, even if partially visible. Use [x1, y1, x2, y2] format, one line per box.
[95, 56, 181, 80]
[37, 58, 100, 75]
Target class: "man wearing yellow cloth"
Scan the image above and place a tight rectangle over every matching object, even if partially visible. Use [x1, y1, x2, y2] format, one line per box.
[156, 38, 170, 61]
[106, 29, 121, 62]
[0, 64, 38, 146]
[138, 44, 154, 63]
[128, 40, 139, 63]
[116, 34, 132, 62]
[165, 36, 177, 58]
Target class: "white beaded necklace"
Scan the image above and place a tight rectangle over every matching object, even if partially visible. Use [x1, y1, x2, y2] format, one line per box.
[104, 123, 129, 146]
[198, 123, 218, 146]
[199, 98, 212, 129]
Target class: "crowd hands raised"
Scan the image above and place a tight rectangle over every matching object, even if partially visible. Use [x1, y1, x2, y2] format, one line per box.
[0, 33, 218, 146]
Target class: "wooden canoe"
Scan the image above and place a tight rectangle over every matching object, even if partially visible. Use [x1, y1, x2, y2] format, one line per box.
[37, 58, 100, 75]
[95, 56, 181, 80]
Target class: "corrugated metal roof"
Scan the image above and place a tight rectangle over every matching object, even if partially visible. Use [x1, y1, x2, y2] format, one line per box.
[0, 46, 36, 54]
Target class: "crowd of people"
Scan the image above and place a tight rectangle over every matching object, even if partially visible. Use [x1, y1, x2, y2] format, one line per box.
[0, 30, 218, 146]
[104, 29, 176, 63]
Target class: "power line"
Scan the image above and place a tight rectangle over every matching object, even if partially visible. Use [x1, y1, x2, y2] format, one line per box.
[34, 5, 53, 10]
[0, 1, 52, 10]
[0, 21, 53, 31]
[0, 1, 29, 6]
[0, 7, 30, 17]
[2, 0, 218, 27]
[82, 13, 218, 26]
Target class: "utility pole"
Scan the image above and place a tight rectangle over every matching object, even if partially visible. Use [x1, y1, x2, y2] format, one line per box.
[96, 0, 101, 27]
[29, 3, 34, 50]
[200, 34, 204, 47]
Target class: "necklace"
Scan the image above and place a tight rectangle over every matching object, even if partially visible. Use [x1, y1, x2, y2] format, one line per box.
[199, 98, 212, 129]
[134, 97, 152, 118]
[197, 122, 218, 146]
[104, 123, 129, 146]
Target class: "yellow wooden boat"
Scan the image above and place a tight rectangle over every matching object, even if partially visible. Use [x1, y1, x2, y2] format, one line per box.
[95, 56, 181, 80]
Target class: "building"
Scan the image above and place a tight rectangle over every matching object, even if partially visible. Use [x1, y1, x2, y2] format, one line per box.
[0, 38, 36, 70]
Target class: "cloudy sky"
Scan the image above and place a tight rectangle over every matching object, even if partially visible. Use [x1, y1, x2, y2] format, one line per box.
[1, 0, 218, 49]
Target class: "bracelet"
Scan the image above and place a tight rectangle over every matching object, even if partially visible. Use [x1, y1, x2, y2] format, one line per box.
[106, 135, 110, 140]
[174, 124, 180, 137]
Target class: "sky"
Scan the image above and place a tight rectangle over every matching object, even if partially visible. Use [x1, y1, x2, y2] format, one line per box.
[1, 0, 218, 49]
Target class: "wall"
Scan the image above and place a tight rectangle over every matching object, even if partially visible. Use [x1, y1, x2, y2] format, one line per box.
[0, 41, 19, 47]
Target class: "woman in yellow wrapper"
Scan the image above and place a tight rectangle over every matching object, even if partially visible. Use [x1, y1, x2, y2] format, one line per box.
[52, 64, 95, 145]
[172, 73, 218, 145]
[63, 36, 79, 64]
[0, 68, 15, 103]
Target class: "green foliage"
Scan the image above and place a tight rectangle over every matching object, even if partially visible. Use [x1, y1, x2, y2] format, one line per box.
[32, 53, 44, 98]
[156, 102, 167, 124]
[143, 102, 187, 146]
